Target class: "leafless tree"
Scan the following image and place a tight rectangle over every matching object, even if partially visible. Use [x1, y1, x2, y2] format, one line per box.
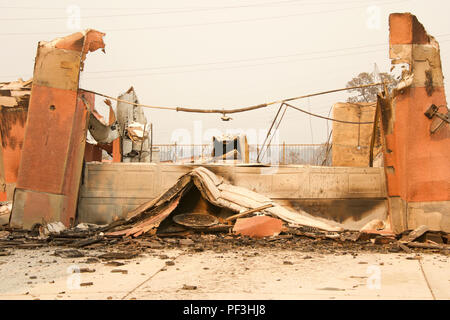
[346, 72, 396, 103]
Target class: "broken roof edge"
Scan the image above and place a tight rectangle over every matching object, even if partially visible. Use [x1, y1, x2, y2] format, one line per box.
[39, 29, 106, 71]
[45, 29, 106, 52]
[0, 78, 32, 89]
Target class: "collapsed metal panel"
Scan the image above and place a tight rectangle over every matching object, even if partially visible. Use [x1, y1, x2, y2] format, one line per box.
[116, 87, 150, 162]
[10, 30, 106, 230]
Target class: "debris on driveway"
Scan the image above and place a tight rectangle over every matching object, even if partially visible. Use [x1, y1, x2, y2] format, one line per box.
[42, 222, 66, 235]
[106, 167, 342, 239]
[0, 202, 12, 226]
[0, 168, 448, 258]
[54, 249, 85, 258]
[182, 284, 197, 290]
[111, 269, 128, 274]
[0, 230, 10, 240]
[105, 261, 125, 267]
[98, 252, 138, 260]
[0, 249, 11, 256]
[402, 225, 429, 242]
[233, 216, 283, 238]
[80, 282, 94, 287]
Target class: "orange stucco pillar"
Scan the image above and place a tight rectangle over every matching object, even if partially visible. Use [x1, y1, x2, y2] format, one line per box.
[383, 13, 450, 232]
[10, 30, 106, 230]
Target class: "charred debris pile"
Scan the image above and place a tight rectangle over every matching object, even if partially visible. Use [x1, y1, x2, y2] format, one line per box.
[0, 167, 448, 258]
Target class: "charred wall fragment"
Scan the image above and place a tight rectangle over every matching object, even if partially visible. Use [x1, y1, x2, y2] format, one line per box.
[0, 79, 31, 201]
[10, 30, 106, 230]
[382, 13, 450, 233]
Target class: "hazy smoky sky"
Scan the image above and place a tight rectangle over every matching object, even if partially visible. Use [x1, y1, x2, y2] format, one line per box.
[1, 0, 449, 144]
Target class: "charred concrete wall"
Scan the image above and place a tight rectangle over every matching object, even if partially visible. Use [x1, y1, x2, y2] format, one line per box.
[78, 163, 388, 230]
[384, 13, 450, 232]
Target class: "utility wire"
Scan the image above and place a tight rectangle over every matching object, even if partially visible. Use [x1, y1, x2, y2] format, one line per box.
[84, 43, 387, 74]
[0, 0, 408, 35]
[82, 48, 385, 80]
[80, 82, 384, 116]
[6, 32, 450, 81]
[307, 97, 314, 144]
[0, 46, 385, 80]
[259, 103, 289, 162]
[0, 0, 385, 11]
[284, 102, 373, 124]
[75, 36, 450, 79]
[0, 0, 381, 20]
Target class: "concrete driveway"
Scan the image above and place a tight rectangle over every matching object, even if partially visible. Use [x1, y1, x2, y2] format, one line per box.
[0, 247, 448, 300]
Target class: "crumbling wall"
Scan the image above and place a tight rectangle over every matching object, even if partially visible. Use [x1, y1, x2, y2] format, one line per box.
[10, 30, 106, 230]
[0, 79, 31, 200]
[332, 102, 381, 167]
[77, 163, 388, 229]
[383, 13, 450, 233]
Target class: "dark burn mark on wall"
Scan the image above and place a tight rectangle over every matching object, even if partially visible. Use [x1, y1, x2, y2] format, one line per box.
[73, 36, 85, 51]
[377, 91, 394, 136]
[8, 136, 17, 150]
[411, 15, 430, 44]
[286, 199, 385, 224]
[425, 69, 434, 96]
[0, 107, 28, 149]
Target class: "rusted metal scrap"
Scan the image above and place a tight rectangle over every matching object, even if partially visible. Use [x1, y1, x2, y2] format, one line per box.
[116, 87, 152, 163]
[86, 105, 120, 144]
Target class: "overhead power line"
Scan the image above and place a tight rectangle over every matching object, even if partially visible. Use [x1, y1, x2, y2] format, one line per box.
[0, 43, 386, 79]
[0, 0, 363, 11]
[0, 0, 403, 19]
[84, 42, 387, 74]
[284, 102, 374, 124]
[80, 82, 384, 115]
[0, 0, 408, 35]
[81, 36, 450, 79]
[82, 48, 386, 80]
[4, 36, 450, 80]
